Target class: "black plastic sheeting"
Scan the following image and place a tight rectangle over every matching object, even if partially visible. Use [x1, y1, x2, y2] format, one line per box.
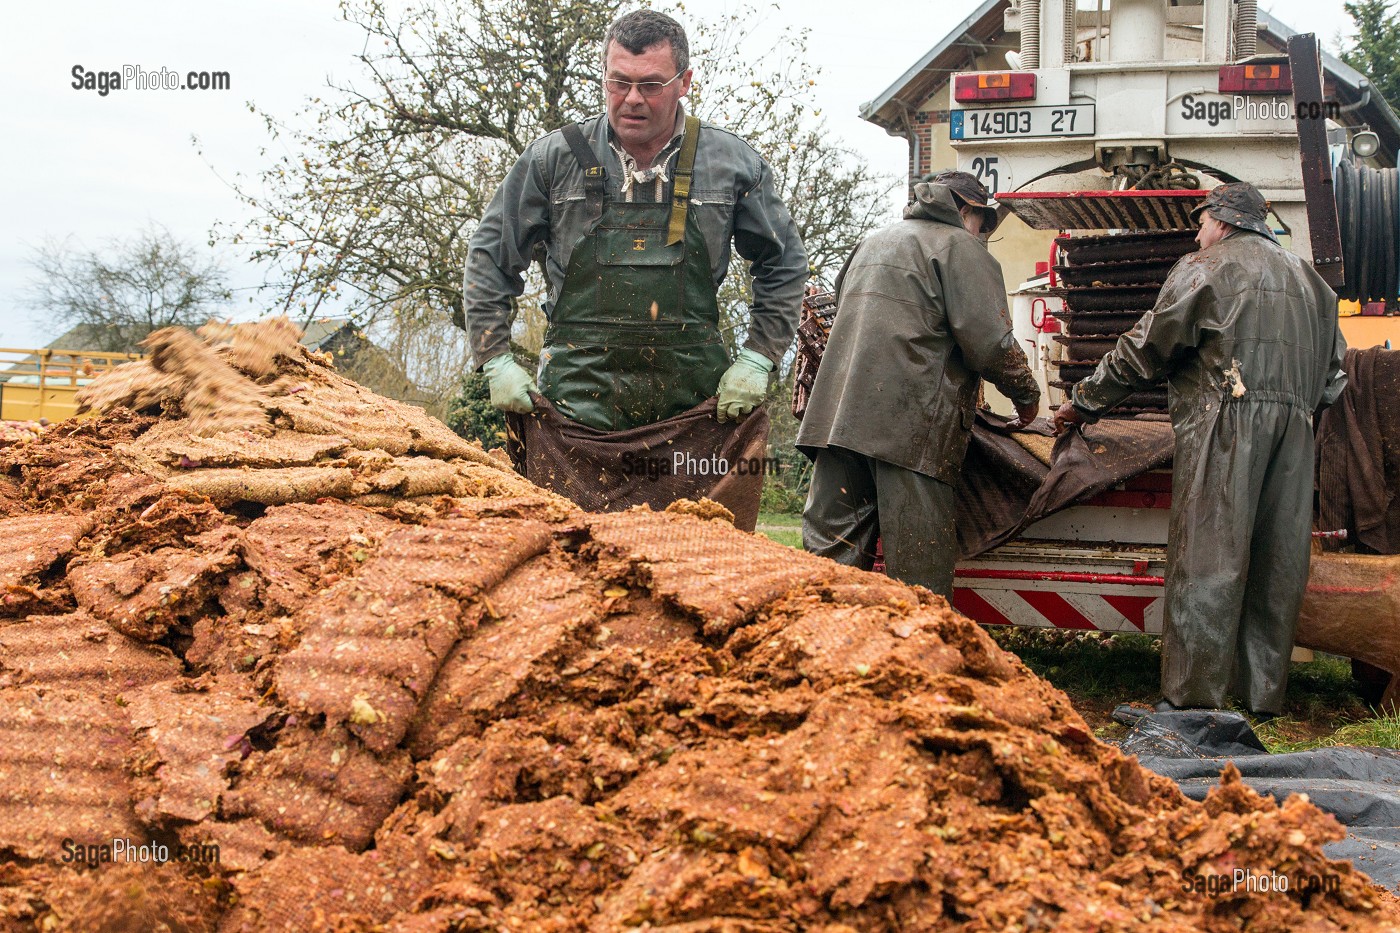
[1122, 710, 1400, 890]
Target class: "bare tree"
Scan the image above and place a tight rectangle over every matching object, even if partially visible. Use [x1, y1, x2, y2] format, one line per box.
[684, 9, 896, 281]
[27, 224, 232, 352]
[220, 0, 618, 335]
[221, 0, 895, 416]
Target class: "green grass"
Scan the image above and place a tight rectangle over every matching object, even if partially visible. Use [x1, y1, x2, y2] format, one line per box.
[1324, 712, 1400, 747]
[756, 511, 803, 548]
[987, 628, 1387, 751]
[1254, 709, 1400, 754]
[1275, 655, 1371, 723]
[988, 629, 1163, 701]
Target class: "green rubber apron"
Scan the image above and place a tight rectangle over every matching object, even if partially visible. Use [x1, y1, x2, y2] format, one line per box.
[539, 116, 730, 432]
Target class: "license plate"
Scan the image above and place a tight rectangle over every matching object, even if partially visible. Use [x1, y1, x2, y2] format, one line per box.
[950, 105, 1096, 140]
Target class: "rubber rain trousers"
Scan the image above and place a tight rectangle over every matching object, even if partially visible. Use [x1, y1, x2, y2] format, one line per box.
[1072, 229, 1347, 714]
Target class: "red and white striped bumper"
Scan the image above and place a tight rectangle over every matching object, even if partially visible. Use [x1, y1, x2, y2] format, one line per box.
[952, 566, 1164, 633]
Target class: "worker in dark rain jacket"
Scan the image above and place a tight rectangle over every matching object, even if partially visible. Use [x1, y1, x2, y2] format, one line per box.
[1055, 182, 1348, 717]
[798, 172, 1041, 597]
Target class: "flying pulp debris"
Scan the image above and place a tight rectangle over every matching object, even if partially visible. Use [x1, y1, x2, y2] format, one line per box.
[0, 319, 1393, 931]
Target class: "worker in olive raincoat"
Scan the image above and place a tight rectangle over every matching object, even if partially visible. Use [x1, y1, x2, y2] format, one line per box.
[1055, 182, 1348, 716]
[798, 173, 1041, 597]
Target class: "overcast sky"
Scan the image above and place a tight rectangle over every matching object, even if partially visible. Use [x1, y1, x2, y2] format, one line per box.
[0, 0, 1357, 348]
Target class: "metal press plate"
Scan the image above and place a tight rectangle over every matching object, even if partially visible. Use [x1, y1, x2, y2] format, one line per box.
[1055, 230, 1201, 263]
[999, 190, 1206, 230]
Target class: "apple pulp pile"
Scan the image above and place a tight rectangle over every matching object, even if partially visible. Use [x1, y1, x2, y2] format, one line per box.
[0, 320, 1393, 932]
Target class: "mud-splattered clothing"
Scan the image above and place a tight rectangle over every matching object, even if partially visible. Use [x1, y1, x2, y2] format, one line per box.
[797, 182, 1040, 596]
[1072, 229, 1347, 713]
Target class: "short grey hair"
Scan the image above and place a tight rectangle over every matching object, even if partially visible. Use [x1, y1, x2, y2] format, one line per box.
[602, 10, 690, 75]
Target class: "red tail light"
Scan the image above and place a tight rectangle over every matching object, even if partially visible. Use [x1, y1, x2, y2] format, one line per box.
[954, 72, 1037, 102]
[1218, 63, 1292, 94]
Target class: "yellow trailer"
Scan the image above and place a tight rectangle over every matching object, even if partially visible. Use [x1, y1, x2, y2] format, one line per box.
[1338, 300, 1400, 351]
[0, 347, 142, 424]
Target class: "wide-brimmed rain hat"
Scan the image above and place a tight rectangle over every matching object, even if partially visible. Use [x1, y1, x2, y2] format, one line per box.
[928, 170, 1001, 234]
[1190, 182, 1278, 242]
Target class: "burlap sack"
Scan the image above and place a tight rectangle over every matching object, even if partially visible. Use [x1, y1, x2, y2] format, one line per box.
[507, 397, 771, 532]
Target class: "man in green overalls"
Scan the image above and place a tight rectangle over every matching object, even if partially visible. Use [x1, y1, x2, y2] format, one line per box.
[462, 10, 807, 514]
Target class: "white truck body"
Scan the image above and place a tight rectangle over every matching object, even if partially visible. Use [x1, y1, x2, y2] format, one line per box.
[945, 0, 1320, 632]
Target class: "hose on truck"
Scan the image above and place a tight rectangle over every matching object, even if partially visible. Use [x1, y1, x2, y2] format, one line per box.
[1334, 159, 1400, 308]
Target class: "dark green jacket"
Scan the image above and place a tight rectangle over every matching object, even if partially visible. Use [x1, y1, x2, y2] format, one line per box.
[1072, 230, 1347, 423]
[1069, 226, 1347, 715]
[796, 183, 1041, 483]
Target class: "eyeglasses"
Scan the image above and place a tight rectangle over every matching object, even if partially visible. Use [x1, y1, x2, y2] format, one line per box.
[602, 71, 684, 98]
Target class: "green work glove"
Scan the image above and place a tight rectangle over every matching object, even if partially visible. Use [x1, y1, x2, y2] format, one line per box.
[715, 348, 774, 423]
[482, 354, 538, 414]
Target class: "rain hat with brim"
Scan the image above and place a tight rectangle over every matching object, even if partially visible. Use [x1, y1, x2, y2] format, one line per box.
[929, 170, 1001, 234]
[1190, 182, 1279, 242]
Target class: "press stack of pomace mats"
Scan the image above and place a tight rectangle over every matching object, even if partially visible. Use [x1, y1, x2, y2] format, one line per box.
[0, 317, 1396, 930]
[1050, 229, 1201, 415]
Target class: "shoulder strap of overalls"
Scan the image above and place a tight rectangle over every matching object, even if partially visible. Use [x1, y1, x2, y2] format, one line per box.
[666, 115, 702, 246]
[561, 122, 606, 210]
